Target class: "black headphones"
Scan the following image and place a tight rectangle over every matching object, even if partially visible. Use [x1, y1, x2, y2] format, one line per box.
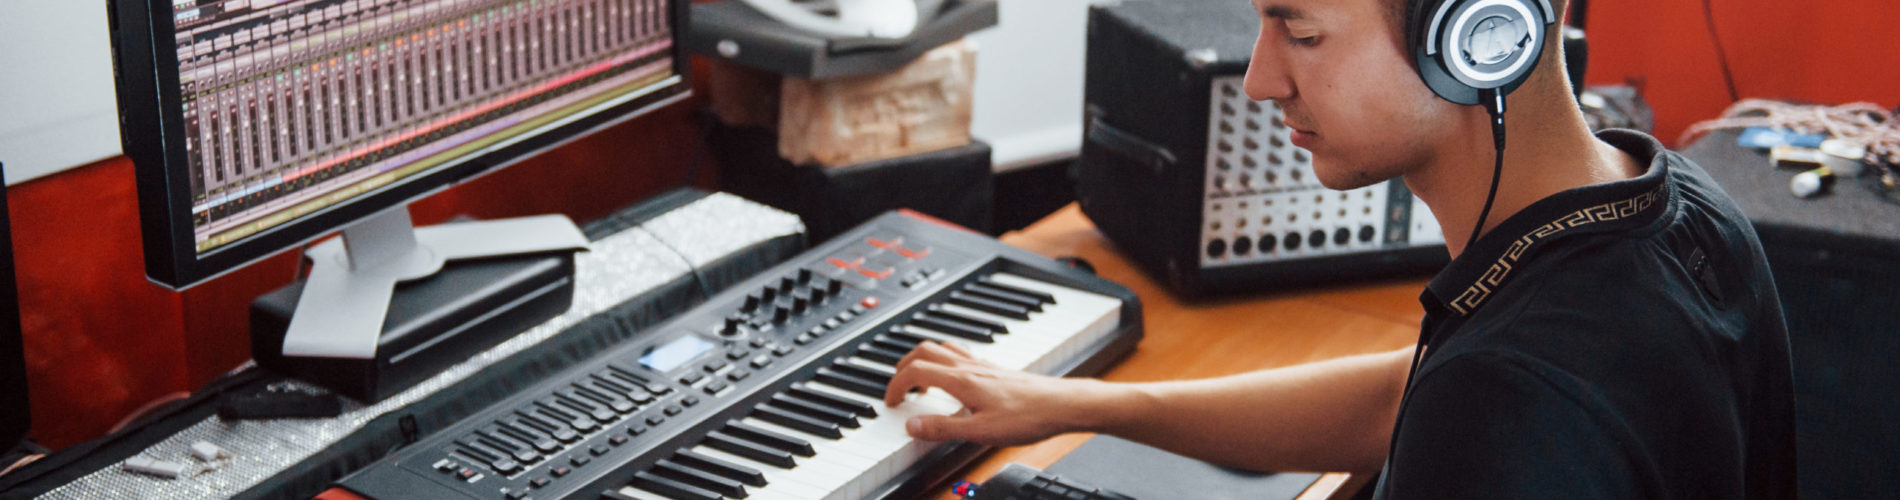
[1409, 0, 1557, 106]
[1405, 0, 1557, 250]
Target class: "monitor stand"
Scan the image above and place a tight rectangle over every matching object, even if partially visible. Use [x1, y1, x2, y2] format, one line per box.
[279, 206, 588, 359]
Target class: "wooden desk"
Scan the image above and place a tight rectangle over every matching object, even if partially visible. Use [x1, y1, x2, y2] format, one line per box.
[928, 204, 1430, 499]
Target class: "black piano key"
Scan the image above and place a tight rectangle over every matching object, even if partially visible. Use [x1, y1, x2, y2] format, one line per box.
[926, 307, 1009, 334]
[909, 316, 994, 343]
[964, 284, 1045, 312]
[978, 277, 1057, 305]
[869, 336, 916, 355]
[723, 420, 816, 457]
[767, 393, 860, 428]
[753, 405, 844, 439]
[653, 460, 749, 498]
[704, 432, 797, 468]
[673, 448, 767, 487]
[856, 344, 907, 366]
[630, 470, 724, 500]
[948, 291, 1032, 320]
[829, 361, 894, 387]
[814, 367, 888, 399]
[788, 385, 877, 418]
[879, 329, 931, 349]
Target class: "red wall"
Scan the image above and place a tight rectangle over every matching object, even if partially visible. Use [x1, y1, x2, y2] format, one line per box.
[1581, 0, 1900, 146]
[12, 69, 712, 450]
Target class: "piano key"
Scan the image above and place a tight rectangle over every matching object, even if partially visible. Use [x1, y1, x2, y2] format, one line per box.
[925, 307, 1009, 334]
[629, 470, 723, 500]
[673, 448, 767, 486]
[604, 486, 672, 500]
[753, 405, 844, 439]
[962, 283, 1045, 312]
[689, 446, 832, 498]
[908, 316, 994, 343]
[854, 344, 907, 367]
[767, 393, 860, 428]
[704, 431, 796, 467]
[787, 384, 877, 418]
[723, 420, 816, 457]
[947, 291, 1032, 320]
[813, 367, 886, 399]
[978, 276, 1058, 305]
[652, 459, 749, 498]
[829, 360, 894, 386]
[880, 328, 933, 347]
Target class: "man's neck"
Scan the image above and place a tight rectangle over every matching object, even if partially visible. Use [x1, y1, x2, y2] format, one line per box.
[1404, 82, 1643, 259]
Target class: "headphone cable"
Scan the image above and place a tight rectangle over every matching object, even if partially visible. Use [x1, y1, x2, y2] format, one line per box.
[1468, 89, 1508, 251]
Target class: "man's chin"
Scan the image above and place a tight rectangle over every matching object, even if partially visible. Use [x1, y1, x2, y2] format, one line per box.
[1310, 159, 1391, 191]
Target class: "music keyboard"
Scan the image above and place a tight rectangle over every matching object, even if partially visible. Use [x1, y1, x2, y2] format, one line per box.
[338, 211, 1143, 500]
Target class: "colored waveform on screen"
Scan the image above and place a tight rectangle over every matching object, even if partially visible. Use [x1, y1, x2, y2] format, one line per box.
[172, 0, 676, 252]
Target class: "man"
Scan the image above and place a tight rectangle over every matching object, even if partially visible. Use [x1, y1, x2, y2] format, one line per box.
[882, 0, 1798, 497]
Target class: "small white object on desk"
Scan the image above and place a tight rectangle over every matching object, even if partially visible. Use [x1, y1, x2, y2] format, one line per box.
[123, 456, 188, 479]
[189, 441, 227, 462]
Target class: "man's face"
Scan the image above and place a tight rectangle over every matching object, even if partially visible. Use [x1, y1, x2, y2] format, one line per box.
[1245, 0, 1457, 190]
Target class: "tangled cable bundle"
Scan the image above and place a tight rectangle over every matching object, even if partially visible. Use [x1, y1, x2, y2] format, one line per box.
[1681, 99, 1900, 167]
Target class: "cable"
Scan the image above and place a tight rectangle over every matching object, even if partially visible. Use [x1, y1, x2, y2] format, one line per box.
[1468, 89, 1509, 251]
[1700, 0, 1740, 103]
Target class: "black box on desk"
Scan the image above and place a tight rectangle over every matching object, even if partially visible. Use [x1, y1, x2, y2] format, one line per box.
[250, 251, 576, 403]
[713, 122, 993, 243]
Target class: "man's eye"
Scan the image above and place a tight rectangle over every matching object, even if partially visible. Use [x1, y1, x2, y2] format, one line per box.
[1289, 35, 1320, 46]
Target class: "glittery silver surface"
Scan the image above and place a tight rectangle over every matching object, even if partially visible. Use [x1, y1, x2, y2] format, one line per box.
[41, 194, 801, 499]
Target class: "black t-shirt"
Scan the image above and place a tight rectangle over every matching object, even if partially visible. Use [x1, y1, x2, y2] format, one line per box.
[1374, 130, 1797, 499]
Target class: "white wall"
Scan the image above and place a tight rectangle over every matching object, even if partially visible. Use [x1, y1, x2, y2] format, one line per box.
[0, 1, 124, 186]
[968, 0, 1123, 172]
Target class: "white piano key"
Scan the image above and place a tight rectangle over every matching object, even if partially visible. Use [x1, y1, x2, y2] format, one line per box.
[688, 445, 832, 499]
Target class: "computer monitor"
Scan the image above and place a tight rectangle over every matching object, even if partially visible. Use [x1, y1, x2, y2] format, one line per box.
[106, 0, 689, 358]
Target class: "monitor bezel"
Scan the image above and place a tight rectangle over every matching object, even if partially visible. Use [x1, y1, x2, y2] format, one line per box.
[108, 0, 693, 290]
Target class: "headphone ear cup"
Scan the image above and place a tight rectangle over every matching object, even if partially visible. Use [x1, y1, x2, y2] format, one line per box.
[1409, 0, 1552, 105]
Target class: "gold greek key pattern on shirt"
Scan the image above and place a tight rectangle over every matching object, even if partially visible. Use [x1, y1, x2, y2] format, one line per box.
[1448, 184, 1666, 316]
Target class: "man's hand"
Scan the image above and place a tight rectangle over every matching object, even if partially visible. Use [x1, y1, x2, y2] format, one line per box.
[882, 340, 1112, 446]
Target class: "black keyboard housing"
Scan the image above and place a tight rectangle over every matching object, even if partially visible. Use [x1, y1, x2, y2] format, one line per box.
[338, 211, 1144, 500]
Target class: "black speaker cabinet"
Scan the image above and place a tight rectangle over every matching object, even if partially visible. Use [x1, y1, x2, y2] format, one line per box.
[1078, 0, 1449, 298]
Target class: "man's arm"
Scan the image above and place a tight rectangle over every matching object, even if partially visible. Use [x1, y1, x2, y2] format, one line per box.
[883, 341, 1413, 474]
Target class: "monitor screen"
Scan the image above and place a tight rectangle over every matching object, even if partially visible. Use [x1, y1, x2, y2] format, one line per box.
[110, 0, 689, 288]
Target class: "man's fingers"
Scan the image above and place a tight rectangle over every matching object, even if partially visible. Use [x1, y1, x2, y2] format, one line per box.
[905, 413, 974, 441]
[893, 340, 971, 373]
[937, 340, 978, 360]
[882, 360, 976, 407]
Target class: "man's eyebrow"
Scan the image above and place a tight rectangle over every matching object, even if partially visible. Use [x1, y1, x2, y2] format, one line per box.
[1262, 5, 1306, 20]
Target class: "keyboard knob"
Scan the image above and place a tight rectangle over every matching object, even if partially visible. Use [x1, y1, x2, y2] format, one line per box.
[825, 278, 844, 296]
[772, 306, 790, 324]
[797, 268, 813, 284]
[792, 297, 809, 314]
[779, 277, 797, 294]
[761, 287, 777, 303]
[720, 316, 744, 337]
[806, 287, 827, 305]
[741, 294, 761, 313]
